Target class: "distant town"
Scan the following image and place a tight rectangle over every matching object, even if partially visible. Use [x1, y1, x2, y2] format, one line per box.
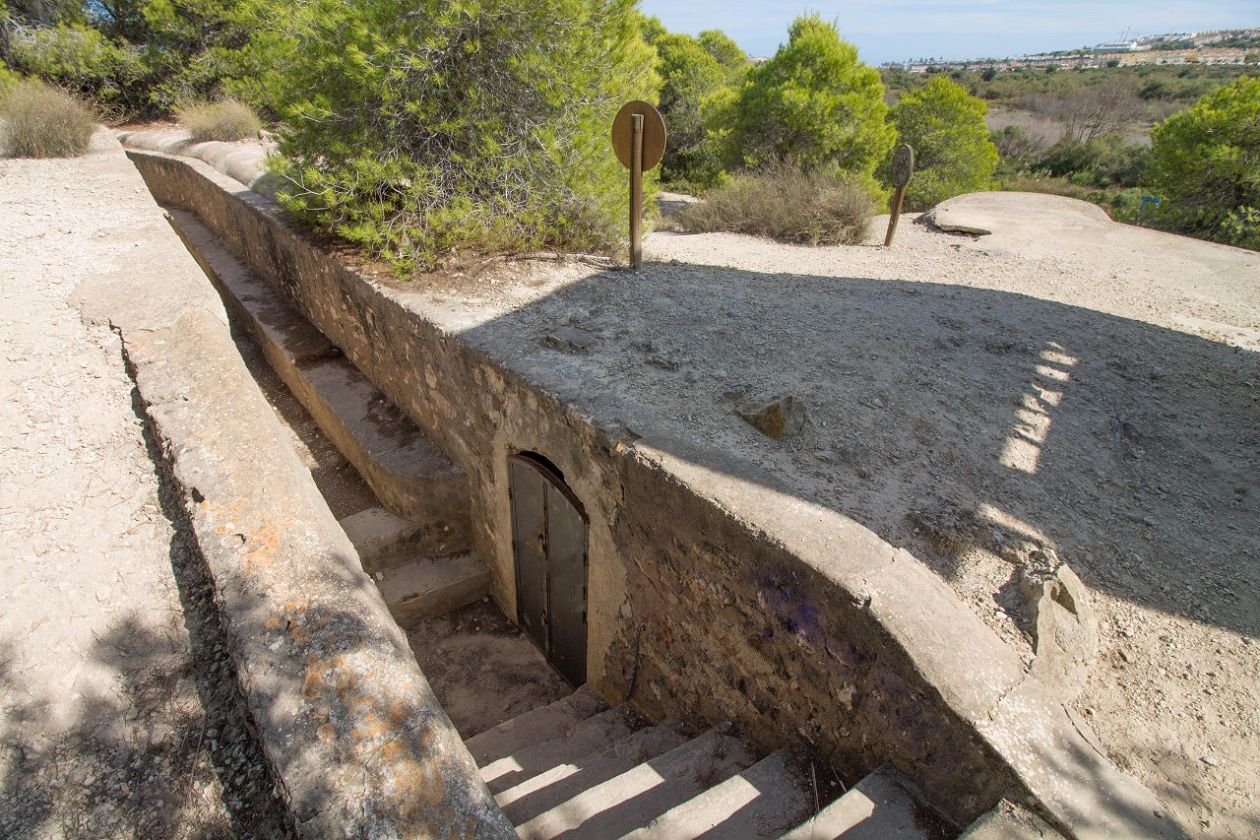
[880, 28, 1260, 73]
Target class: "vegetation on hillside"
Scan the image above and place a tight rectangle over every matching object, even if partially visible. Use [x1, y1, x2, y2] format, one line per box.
[1, 1, 1255, 259]
[879, 61, 1258, 248]
[883, 63, 1260, 111]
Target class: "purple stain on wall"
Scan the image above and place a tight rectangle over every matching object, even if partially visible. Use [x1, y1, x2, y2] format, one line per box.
[758, 576, 827, 651]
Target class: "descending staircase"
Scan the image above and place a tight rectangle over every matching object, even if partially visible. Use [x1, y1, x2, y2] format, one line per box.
[166, 204, 1061, 840]
[169, 209, 489, 629]
[465, 685, 952, 840]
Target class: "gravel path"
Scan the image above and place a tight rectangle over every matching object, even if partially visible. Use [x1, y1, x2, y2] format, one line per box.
[0, 134, 292, 838]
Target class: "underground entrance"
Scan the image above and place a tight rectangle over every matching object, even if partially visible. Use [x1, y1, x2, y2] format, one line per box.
[508, 451, 589, 688]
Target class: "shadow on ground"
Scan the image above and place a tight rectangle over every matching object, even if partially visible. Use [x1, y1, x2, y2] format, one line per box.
[460, 261, 1259, 642]
[0, 385, 294, 840]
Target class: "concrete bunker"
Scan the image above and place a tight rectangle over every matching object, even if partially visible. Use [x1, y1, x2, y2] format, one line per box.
[119, 141, 1189, 840]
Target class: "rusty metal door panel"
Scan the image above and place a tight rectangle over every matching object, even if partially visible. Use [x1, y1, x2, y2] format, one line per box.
[508, 454, 588, 687]
[545, 482, 587, 686]
[509, 457, 547, 652]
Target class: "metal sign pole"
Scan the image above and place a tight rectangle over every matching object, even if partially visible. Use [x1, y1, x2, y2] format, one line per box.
[630, 113, 644, 270]
[611, 100, 667, 272]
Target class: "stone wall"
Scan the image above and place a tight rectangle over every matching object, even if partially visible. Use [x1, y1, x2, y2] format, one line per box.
[125, 149, 1185, 838]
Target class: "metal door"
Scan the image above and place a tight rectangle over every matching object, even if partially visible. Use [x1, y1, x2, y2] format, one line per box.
[508, 454, 588, 686]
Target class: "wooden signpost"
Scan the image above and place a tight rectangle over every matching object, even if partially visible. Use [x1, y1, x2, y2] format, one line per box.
[612, 100, 667, 271]
[884, 143, 915, 247]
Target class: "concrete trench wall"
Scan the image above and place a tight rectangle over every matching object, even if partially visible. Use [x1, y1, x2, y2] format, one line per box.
[74, 139, 515, 839]
[125, 148, 1184, 839]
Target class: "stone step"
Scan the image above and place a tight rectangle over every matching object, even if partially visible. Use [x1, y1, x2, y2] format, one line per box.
[498, 718, 692, 826]
[624, 748, 816, 840]
[338, 505, 465, 574]
[465, 685, 610, 767]
[374, 553, 489, 629]
[479, 704, 649, 793]
[514, 724, 758, 839]
[167, 209, 471, 545]
[778, 766, 950, 840]
[958, 800, 1063, 840]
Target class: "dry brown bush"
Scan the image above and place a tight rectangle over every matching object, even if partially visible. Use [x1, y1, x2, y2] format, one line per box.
[670, 163, 876, 245]
[1019, 78, 1145, 143]
[0, 78, 96, 159]
[177, 97, 262, 142]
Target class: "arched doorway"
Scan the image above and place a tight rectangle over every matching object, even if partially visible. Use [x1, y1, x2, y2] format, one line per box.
[508, 452, 588, 686]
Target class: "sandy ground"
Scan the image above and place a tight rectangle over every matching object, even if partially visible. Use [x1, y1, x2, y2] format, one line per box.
[405, 193, 1259, 839]
[0, 135, 291, 838]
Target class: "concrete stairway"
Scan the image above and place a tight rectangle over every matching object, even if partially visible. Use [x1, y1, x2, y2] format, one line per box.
[465, 686, 952, 840]
[168, 209, 488, 628]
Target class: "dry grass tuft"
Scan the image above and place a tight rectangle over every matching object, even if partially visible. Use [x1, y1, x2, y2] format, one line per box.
[0, 79, 96, 159]
[177, 97, 262, 142]
[670, 163, 877, 245]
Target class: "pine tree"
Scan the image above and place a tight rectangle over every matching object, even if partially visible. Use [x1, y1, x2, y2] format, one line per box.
[725, 14, 894, 176]
[889, 76, 998, 208]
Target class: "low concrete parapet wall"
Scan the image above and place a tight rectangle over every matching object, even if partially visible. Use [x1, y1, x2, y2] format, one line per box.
[91, 139, 513, 839]
[126, 146, 1185, 840]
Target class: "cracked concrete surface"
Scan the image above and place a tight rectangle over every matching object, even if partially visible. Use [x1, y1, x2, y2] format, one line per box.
[0, 132, 292, 837]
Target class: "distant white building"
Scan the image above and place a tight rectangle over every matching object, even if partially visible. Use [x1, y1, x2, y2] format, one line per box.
[1094, 40, 1140, 53]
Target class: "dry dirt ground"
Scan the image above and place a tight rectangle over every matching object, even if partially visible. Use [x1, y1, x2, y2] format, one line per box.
[0, 135, 291, 838]
[406, 193, 1259, 839]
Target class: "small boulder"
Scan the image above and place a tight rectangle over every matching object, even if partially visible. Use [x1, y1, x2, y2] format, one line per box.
[544, 326, 595, 353]
[1020, 563, 1097, 699]
[737, 395, 807, 438]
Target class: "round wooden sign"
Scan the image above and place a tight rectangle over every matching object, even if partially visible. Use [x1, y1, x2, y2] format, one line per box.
[612, 100, 667, 170]
[892, 144, 915, 188]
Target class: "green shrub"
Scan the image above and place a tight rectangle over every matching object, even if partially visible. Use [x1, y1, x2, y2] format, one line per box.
[725, 14, 894, 176]
[889, 76, 998, 209]
[135, 0, 256, 115]
[655, 32, 728, 188]
[991, 125, 1044, 172]
[177, 96, 260, 141]
[671, 162, 878, 245]
[5, 22, 142, 110]
[697, 29, 748, 81]
[1218, 207, 1260, 250]
[252, 0, 657, 271]
[1148, 77, 1260, 248]
[1038, 135, 1150, 188]
[0, 63, 21, 92]
[0, 77, 95, 157]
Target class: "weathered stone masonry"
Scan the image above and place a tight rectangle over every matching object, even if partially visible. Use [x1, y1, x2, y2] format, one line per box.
[126, 149, 1185, 838]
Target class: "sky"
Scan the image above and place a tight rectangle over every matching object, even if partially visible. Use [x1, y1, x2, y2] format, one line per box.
[637, 1, 1260, 65]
